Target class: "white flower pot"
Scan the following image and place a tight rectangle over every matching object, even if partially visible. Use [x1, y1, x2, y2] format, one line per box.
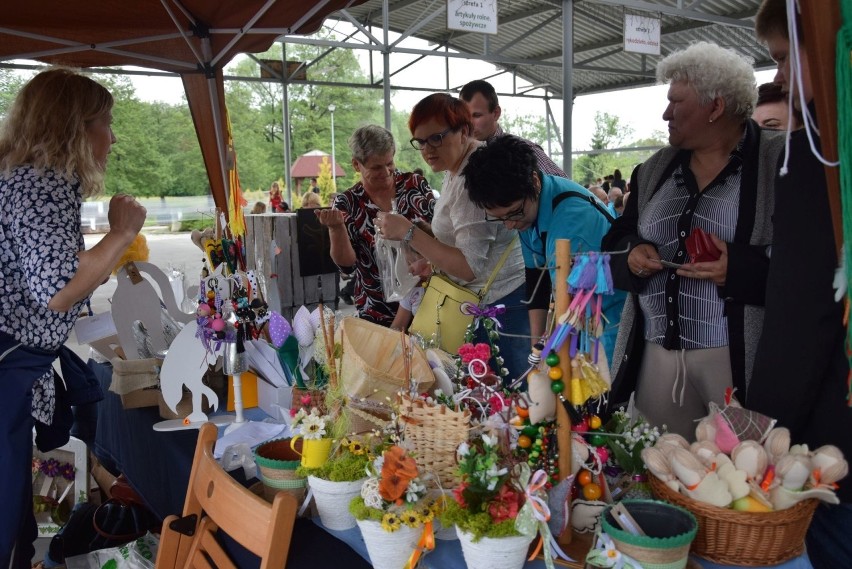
[308, 476, 366, 530]
[457, 528, 534, 569]
[356, 519, 421, 569]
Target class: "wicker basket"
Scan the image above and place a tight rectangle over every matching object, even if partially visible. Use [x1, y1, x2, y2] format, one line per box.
[399, 394, 471, 488]
[649, 474, 818, 566]
[341, 318, 434, 402]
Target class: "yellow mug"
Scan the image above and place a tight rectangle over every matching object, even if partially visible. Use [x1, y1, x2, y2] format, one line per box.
[290, 435, 332, 468]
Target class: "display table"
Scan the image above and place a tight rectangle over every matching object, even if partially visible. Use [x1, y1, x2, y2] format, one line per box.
[81, 360, 370, 569]
[80, 360, 814, 569]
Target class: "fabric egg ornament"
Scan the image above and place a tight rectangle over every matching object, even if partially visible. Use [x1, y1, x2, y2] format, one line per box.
[292, 306, 314, 347]
[267, 311, 291, 348]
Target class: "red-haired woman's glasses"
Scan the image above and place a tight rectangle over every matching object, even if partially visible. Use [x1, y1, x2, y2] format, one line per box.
[410, 127, 454, 150]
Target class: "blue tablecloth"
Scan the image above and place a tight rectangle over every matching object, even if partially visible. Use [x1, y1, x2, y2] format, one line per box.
[316, 508, 814, 569]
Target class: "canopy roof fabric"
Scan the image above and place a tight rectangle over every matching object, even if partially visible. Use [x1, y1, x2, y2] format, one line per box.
[0, 0, 365, 213]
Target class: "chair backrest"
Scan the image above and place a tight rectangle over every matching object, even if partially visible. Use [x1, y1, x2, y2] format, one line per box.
[155, 423, 297, 569]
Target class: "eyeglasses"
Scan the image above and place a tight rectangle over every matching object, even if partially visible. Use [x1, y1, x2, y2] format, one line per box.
[410, 127, 455, 150]
[485, 197, 527, 222]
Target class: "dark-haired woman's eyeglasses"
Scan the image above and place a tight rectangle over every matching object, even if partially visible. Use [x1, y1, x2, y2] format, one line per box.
[485, 197, 527, 222]
[410, 127, 454, 150]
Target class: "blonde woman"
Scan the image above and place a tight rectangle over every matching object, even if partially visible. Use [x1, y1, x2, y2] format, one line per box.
[0, 67, 146, 565]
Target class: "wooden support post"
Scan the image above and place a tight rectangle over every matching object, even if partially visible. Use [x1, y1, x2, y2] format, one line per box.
[554, 239, 573, 545]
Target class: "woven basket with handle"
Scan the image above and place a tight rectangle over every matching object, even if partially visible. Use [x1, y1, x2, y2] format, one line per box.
[399, 394, 471, 489]
[649, 473, 818, 566]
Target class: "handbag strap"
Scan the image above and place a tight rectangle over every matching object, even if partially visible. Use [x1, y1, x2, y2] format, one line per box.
[479, 235, 519, 299]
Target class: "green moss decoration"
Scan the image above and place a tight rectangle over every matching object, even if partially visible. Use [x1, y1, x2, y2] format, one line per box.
[296, 449, 369, 481]
[439, 500, 520, 542]
[349, 495, 385, 522]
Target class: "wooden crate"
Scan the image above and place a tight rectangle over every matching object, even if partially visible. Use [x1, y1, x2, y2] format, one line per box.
[245, 213, 339, 320]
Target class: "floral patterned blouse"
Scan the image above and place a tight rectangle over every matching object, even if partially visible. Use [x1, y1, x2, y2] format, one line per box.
[332, 171, 435, 326]
[0, 165, 87, 422]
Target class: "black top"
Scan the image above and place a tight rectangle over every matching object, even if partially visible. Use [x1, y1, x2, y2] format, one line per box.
[746, 104, 852, 502]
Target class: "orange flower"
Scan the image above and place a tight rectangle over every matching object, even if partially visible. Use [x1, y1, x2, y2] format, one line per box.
[378, 446, 418, 502]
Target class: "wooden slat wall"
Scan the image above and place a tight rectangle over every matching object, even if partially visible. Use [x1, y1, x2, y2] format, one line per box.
[245, 213, 339, 320]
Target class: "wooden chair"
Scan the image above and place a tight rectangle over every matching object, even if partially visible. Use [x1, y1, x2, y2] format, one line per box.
[155, 423, 298, 569]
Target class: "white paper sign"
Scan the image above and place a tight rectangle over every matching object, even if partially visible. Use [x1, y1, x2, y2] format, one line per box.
[623, 14, 661, 55]
[447, 0, 498, 35]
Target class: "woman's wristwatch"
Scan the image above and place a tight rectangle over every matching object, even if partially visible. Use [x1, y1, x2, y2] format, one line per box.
[402, 223, 416, 244]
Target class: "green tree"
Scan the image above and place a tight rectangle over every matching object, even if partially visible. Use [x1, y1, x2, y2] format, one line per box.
[573, 111, 636, 185]
[316, 156, 336, 199]
[225, 35, 385, 193]
[0, 69, 28, 117]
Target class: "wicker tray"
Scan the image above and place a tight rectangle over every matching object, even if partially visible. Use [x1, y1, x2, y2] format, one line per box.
[649, 474, 818, 566]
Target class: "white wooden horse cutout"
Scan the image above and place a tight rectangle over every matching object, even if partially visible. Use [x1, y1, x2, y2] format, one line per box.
[153, 320, 227, 431]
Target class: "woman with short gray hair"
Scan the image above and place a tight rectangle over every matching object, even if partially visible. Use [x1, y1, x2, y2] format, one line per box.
[316, 124, 435, 326]
[601, 41, 784, 439]
[347, 123, 395, 165]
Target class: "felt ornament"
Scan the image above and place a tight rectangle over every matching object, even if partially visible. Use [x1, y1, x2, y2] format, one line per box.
[775, 454, 811, 491]
[527, 370, 556, 424]
[690, 440, 722, 470]
[670, 447, 732, 508]
[770, 484, 840, 510]
[641, 446, 678, 491]
[694, 415, 717, 444]
[656, 432, 690, 451]
[810, 445, 849, 487]
[716, 461, 750, 501]
[763, 427, 791, 465]
[267, 311, 291, 349]
[292, 306, 314, 347]
[731, 440, 769, 482]
[713, 412, 740, 454]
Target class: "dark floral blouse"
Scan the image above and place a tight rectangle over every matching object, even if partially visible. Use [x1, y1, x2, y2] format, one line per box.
[332, 171, 435, 326]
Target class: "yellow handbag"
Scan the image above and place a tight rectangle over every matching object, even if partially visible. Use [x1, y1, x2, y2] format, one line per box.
[409, 238, 517, 353]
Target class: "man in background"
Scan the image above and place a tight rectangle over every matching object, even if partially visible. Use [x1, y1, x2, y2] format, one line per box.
[459, 79, 567, 178]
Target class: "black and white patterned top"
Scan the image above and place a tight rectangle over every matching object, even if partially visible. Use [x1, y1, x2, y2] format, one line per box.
[0, 166, 87, 422]
[637, 153, 742, 350]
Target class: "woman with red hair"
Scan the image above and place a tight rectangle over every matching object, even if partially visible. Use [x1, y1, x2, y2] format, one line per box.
[376, 93, 529, 380]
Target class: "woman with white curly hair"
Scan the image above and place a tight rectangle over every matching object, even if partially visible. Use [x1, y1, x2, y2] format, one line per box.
[601, 41, 784, 439]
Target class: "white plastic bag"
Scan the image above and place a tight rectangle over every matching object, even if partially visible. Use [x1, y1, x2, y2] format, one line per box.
[374, 235, 419, 302]
[66, 532, 159, 569]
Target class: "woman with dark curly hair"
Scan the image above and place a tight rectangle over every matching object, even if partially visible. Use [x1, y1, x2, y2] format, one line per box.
[463, 134, 626, 365]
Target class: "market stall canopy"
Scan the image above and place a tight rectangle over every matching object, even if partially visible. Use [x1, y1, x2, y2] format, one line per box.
[0, 0, 365, 214]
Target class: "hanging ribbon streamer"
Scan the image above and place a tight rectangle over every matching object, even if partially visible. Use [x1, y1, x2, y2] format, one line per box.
[404, 519, 436, 569]
[515, 467, 575, 569]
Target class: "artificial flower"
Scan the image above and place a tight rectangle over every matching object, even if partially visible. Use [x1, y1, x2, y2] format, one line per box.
[400, 509, 423, 528]
[381, 511, 402, 532]
[379, 446, 419, 502]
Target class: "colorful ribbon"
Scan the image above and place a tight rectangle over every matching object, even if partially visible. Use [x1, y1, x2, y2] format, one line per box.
[404, 519, 435, 569]
[461, 302, 506, 330]
[516, 468, 559, 569]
